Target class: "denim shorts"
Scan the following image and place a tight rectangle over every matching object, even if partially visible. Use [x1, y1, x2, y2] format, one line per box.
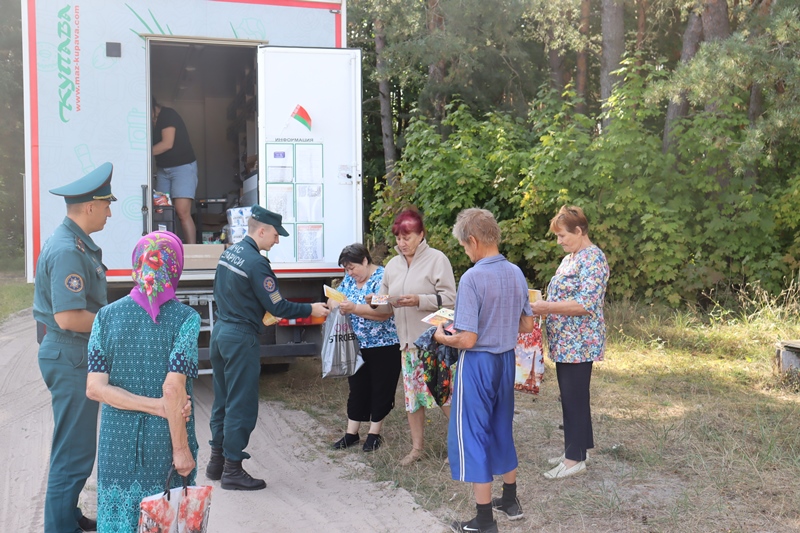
[156, 160, 198, 199]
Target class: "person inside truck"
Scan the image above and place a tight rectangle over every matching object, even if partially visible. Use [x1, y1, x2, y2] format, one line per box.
[33, 162, 116, 533]
[152, 97, 198, 244]
[377, 208, 457, 466]
[206, 205, 330, 490]
[329, 243, 401, 453]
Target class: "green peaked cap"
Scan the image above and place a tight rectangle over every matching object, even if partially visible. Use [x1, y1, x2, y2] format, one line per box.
[50, 162, 117, 204]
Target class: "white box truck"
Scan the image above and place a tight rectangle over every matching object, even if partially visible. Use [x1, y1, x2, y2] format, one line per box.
[22, 0, 362, 367]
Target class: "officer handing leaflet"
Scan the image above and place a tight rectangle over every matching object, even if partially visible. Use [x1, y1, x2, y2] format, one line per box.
[206, 206, 329, 490]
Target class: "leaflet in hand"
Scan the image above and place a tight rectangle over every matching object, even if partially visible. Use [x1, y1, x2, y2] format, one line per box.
[421, 308, 456, 333]
[262, 311, 281, 326]
[324, 284, 347, 303]
[371, 294, 401, 305]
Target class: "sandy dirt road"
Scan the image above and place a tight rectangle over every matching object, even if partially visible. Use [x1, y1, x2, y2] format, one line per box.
[0, 311, 446, 532]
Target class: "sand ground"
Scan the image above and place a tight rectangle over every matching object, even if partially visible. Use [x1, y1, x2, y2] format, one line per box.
[0, 311, 446, 532]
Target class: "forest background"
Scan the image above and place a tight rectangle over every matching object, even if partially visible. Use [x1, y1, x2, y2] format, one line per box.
[2, 0, 800, 304]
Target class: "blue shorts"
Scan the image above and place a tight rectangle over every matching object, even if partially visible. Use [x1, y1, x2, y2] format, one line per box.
[449, 349, 518, 483]
[156, 160, 198, 199]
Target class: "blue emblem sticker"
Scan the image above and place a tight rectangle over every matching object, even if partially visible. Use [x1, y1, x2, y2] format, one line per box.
[65, 274, 84, 293]
[263, 276, 277, 292]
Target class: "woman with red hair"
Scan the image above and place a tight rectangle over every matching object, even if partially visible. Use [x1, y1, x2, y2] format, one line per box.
[377, 209, 456, 466]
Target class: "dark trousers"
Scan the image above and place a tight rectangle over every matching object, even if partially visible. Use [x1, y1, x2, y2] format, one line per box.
[346, 344, 401, 423]
[556, 361, 594, 462]
[38, 334, 99, 533]
[209, 322, 260, 461]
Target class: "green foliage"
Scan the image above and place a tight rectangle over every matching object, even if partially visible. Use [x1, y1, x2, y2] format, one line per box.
[0, 0, 24, 258]
[374, 57, 800, 303]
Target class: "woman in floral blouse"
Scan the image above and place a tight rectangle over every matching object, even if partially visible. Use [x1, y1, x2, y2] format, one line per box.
[531, 205, 609, 480]
[328, 243, 401, 452]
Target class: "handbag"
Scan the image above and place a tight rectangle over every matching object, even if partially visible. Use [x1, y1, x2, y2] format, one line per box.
[514, 321, 544, 394]
[138, 466, 213, 533]
[414, 326, 458, 407]
[320, 307, 364, 378]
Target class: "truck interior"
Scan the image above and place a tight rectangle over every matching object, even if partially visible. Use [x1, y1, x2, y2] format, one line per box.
[149, 40, 259, 247]
[147, 40, 327, 369]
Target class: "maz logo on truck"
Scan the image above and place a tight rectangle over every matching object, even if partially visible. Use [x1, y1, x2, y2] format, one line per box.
[56, 4, 81, 123]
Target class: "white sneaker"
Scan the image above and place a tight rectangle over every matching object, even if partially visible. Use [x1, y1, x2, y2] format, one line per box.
[547, 452, 589, 465]
[543, 461, 586, 480]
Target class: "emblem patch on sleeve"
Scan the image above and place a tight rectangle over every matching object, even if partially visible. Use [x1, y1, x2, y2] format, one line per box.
[263, 276, 277, 292]
[270, 292, 283, 304]
[65, 274, 84, 292]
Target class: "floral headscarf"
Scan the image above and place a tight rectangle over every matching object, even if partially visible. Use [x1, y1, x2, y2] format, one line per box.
[129, 231, 184, 323]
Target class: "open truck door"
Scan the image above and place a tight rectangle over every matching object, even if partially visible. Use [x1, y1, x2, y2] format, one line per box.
[256, 46, 363, 263]
[198, 46, 364, 367]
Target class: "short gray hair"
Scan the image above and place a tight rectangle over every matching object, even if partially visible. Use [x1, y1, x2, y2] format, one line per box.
[452, 208, 501, 245]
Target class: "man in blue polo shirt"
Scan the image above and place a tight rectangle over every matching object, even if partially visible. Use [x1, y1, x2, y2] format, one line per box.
[434, 208, 534, 533]
[34, 163, 116, 533]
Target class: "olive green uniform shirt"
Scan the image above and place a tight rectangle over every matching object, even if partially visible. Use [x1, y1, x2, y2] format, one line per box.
[33, 217, 108, 340]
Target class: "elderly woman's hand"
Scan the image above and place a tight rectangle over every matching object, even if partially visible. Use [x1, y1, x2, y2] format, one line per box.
[339, 299, 357, 315]
[181, 396, 192, 422]
[173, 445, 196, 477]
[393, 295, 420, 308]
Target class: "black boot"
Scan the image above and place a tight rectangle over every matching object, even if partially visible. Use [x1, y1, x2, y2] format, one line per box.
[221, 459, 267, 491]
[205, 446, 224, 480]
[77, 516, 97, 532]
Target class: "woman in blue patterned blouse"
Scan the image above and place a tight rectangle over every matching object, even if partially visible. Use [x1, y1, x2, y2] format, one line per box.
[86, 231, 201, 532]
[531, 206, 609, 480]
[329, 243, 401, 452]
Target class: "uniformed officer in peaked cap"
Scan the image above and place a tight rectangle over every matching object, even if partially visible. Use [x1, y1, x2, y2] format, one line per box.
[206, 205, 330, 490]
[33, 162, 115, 533]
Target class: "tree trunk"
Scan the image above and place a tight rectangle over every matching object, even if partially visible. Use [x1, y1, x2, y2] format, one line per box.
[374, 19, 398, 186]
[547, 29, 566, 96]
[600, 0, 625, 114]
[701, 0, 730, 43]
[662, 12, 703, 153]
[575, 0, 590, 114]
[426, 0, 447, 120]
[636, 0, 648, 56]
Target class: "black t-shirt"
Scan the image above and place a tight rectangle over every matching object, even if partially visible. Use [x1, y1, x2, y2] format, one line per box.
[153, 107, 196, 168]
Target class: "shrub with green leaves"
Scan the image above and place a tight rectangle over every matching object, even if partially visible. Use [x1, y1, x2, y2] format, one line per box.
[372, 59, 800, 305]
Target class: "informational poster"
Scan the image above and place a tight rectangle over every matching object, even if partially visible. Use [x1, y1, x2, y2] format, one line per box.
[266, 223, 296, 263]
[266, 143, 294, 183]
[295, 143, 323, 182]
[266, 184, 295, 222]
[296, 184, 323, 222]
[296, 224, 324, 261]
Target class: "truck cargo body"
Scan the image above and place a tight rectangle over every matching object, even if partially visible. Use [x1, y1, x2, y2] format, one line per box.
[22, 0, 362, 362]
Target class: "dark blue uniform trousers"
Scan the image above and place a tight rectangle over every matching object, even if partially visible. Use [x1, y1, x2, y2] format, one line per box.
[38, 334, 98, 533]
[209, 321, 261, 461]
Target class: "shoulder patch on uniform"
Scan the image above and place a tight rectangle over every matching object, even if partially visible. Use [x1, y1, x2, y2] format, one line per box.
[74, 237, 85, 253]
[270, 292, 282, 304]
[65, 274, 84, 292]
[263, 276, 277, 292]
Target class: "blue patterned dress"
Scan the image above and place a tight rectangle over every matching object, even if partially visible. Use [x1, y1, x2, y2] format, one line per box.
[88, 297, 200, 533]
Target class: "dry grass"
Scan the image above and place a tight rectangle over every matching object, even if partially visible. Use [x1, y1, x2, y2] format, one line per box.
[261, 284, 800, 532]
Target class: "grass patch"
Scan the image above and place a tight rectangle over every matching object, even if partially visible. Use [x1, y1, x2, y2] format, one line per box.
[0, 277, 34, 323]
[258, 285, 800, 532]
